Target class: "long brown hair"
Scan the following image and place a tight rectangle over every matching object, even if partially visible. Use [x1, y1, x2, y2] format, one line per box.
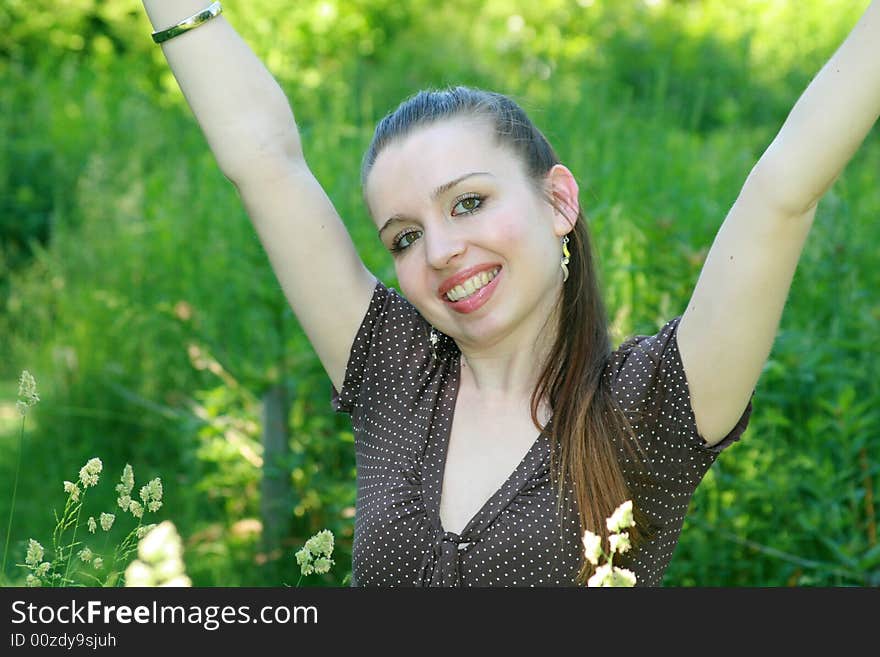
[361, 85, 653, 584]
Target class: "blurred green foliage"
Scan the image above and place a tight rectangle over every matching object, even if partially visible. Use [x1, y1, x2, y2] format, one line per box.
[0, 0, 877, 586]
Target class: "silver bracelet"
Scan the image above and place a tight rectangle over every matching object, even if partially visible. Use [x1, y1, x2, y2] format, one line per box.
[151, 2, 223, 44]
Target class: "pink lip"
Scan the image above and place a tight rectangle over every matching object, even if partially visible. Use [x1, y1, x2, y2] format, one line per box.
[437, 264, 502, 299]
[441, 267, 502, 314]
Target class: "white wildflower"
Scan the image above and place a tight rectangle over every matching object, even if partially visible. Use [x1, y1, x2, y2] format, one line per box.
[609, 532, 632, 555]
[606, 500, 634, 533]
[124, 560, 154, 587]
[35, 562, 50, 577]
[63, 481, 80, 502]
[18, 370, 38, 401]
[587, 563, 613, 587]
[115, 464, 134, 496]
[78, 547, 93, 562]
[304, 529, 334, 557]
[313, 557, 333, 574]
[17, 370, 39, 416]
[139, 478, 163, 513]
[153, 558, 185, 582]
[25, 539, 44, 567]
[296, 530, 335, 578]
[78, 457, 103, 488]
[87, 516, 97, 534]
[582, 529, 603, 566]
[607, 567, 637, 587]
[295, 547, 311, 568]
[26, 574, 41, 587]
[295, 546, 316, 576]
[125, 521, 190, 588]
[93, 557, 103, 570]
[117, 494, 131, 511]
[587, 564, 637, 588]
[151, 478, 163, 505]
[128, 500, 143, 519]
[100, 512, 115, 531]
[585, 503, 638, 587]
[139, 521, 181, 564]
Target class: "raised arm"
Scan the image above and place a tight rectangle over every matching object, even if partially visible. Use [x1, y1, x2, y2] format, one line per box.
[142, 2, 377, 393]
[755, 0, 880, 215]
[141, 1, 302, 179]
[675, 2, 879, 446]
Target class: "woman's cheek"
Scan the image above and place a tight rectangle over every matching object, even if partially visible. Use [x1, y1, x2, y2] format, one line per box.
[491, 209, 531, 247]
[397, 262, 423, 302]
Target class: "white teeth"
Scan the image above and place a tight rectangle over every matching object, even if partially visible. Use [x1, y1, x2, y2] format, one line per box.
[445, 267, 500, 302]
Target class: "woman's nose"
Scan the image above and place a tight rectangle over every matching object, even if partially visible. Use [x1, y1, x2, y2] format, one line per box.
[424, 224, 466, 269]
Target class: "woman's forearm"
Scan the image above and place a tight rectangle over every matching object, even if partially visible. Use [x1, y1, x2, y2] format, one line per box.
[756, 0, 880, 215]
[142, 1, 304, 181]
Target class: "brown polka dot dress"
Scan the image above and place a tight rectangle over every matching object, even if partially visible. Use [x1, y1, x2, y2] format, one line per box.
[331, 280, 754, 586]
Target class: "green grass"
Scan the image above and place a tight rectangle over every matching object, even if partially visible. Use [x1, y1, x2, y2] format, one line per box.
[1, 0, 877, 587]
[0, 380, 19, 438]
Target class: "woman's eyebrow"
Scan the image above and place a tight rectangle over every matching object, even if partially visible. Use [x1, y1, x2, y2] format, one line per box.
[377, 171, 495, 239]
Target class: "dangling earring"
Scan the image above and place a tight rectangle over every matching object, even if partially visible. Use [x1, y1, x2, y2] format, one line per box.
[429, 327, 440, 362]
[561, 235, 571, 283]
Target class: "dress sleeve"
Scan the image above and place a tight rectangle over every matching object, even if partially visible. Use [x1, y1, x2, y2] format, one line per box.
[607, 315, 754, 458]
[602, 316, 755, 579]
[330, 279, 388, 414]
[329, 278, 433, 415]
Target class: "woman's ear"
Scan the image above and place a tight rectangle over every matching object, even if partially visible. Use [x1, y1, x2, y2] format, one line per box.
[545, 164, 580, 235]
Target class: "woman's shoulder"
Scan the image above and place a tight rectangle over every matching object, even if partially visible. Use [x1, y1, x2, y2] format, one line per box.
[361, 278, 432, 333]
[331, 278, 438, 414]
[602, 313, 752, 457]
[604, 316, 683, 385]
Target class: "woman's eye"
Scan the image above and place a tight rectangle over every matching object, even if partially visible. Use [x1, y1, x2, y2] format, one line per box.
[453, 194, 484, 215]
[391, 229, 421, 253]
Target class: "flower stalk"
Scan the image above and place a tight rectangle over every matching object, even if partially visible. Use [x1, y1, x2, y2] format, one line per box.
[583, 500, 638, 587]
[2, 371, 40, 579]
[294, 529, 335, 586]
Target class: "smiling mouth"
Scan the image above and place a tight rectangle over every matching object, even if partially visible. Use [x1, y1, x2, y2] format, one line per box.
[444, 266, 501, 302]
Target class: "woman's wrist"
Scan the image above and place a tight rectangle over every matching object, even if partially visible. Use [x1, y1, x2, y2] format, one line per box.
[151, 2, 222, 44]
[141, 0, 224, 32]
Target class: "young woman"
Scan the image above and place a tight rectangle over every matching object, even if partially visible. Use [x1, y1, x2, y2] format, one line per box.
[141, 1, 879, 586]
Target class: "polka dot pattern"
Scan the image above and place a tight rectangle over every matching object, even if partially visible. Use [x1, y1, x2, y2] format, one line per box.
[331, 280, 754, 586]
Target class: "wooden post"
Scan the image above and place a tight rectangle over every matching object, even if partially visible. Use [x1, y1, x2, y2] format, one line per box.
[260, 381, 292, 576]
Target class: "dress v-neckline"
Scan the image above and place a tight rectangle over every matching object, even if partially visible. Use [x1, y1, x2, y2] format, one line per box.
[423, 351, 552, 539]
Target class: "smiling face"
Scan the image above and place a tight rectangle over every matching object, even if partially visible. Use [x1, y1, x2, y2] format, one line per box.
[364, 116, 578, 354]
